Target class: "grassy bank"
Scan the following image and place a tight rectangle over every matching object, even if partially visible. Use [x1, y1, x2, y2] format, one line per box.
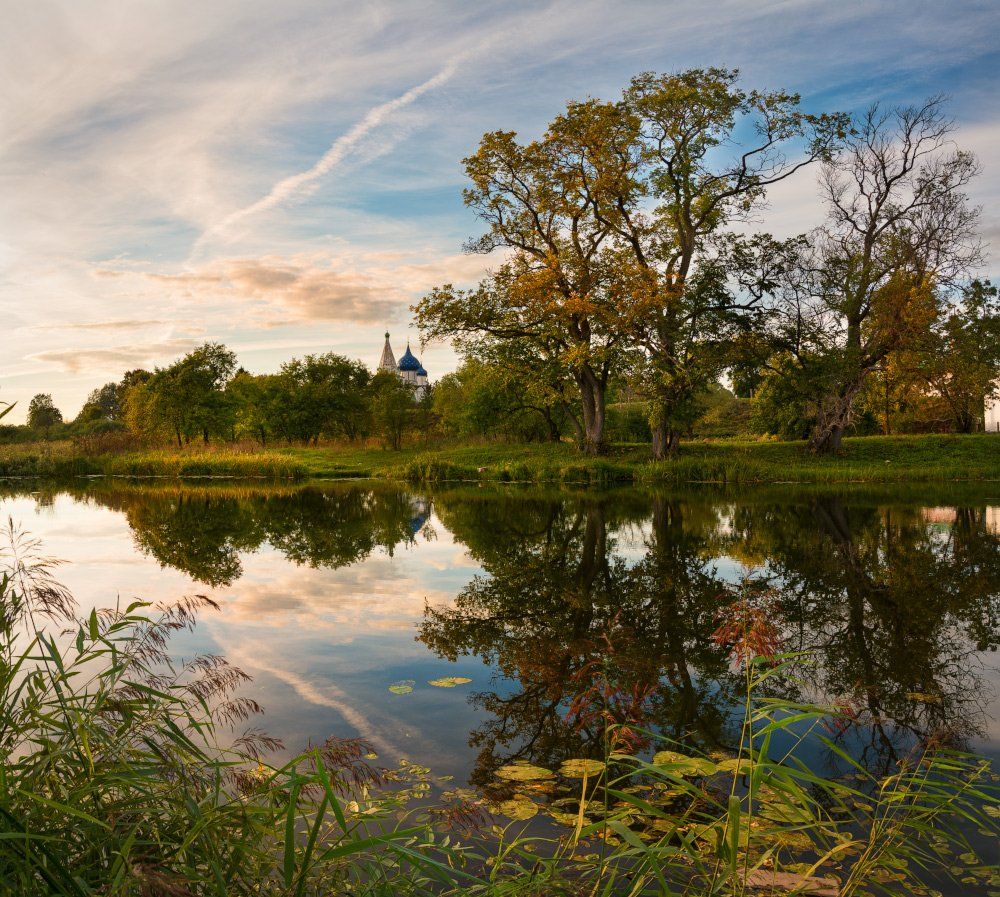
[1, 432, 998, 485]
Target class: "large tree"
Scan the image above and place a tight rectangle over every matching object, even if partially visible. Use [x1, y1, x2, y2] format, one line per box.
[417, 68, 845, 456]
[779, 98, 983, 453]
[609, 71, 845, 456]
[416, 107, 637, 454]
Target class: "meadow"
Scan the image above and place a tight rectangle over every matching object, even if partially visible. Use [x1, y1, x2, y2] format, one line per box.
[1, 432, 999, 485]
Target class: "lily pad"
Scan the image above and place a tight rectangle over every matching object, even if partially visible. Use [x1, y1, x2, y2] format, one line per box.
[388, 680, 414, 695]
[496, 763, 554, 782]
[428, 676, 472, 688]
[559, 758, 606, 778]
[549, 809, 591, 827]
[498, 797, 538, 820]
[905, 692, 942, 703]
[717, 758, 754, 775]
[652, 750, 716, 776]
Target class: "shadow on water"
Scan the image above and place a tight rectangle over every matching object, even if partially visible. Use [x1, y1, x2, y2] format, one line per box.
[4, 478, 998, 782]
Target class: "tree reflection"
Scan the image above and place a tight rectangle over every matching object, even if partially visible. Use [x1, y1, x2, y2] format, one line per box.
[75, 484, 429, 586]
[421, 492, 740, 786]
[720, 496, 1000, 769]
[424, 488, 999, 781]
[15, 480, 997, 779]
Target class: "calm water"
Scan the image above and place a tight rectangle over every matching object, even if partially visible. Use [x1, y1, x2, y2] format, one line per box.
[2, 479, 998, 786]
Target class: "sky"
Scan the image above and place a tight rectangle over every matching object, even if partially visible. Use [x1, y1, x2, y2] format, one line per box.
[2, 0, 999, 422]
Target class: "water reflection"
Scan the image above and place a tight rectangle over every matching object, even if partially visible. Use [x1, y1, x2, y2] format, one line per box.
[2, 480, 997, 779]
[69, 484, 431, 585]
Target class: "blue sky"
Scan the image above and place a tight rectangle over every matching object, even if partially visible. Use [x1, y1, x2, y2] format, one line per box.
[2, 0, 998, 421]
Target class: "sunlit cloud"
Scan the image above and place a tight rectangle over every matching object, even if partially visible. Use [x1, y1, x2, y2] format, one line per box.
[28, 339, 204, 374]
[95, 250, 490, 326]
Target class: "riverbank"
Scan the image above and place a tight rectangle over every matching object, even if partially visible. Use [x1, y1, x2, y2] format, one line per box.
[1, 432, 998, 484]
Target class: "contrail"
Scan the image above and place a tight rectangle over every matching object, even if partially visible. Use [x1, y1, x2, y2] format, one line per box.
[218, 636, 408, 761]
[192, 60, 462, 255]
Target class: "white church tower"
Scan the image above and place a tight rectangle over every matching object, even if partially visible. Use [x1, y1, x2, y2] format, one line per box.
[378, 332, 429, 399]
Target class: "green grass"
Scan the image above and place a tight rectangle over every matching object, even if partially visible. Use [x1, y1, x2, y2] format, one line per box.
[2, 432, 998, 485]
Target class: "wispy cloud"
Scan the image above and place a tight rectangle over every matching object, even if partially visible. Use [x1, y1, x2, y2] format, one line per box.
[28, 339, 204, 374]
[192, 59, 466, 255]
[34, 318, 169, 331]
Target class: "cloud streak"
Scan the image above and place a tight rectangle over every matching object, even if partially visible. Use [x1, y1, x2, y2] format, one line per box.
[96, 250, 488, 325]
[29, 339, 203, 374]
[193, 59, 465, 254]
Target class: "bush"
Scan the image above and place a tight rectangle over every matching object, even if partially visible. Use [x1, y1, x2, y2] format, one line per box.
[606, 402, 651, 442]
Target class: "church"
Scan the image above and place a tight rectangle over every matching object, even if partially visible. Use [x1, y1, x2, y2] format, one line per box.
[378, 332, 429, 399]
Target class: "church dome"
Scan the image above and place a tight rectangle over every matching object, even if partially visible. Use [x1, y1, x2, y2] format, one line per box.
[397, 344, 421, 372]
[416, 366, 427, 377]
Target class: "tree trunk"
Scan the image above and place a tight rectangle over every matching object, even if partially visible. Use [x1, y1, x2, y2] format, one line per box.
[565, 405, 584, 448]
[650, 403, 681, 460]
[575, 368, 607, 455]
[543, 410, 561, 442]
[809, 379, 865, 454]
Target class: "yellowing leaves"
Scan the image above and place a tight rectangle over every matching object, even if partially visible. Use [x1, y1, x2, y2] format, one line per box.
[498, 797, 538, 820]
[495, 763, 555, 782]
[559, 758, 606, 778]
[428, 677, 472, 688]
[652, 751, 716, 777]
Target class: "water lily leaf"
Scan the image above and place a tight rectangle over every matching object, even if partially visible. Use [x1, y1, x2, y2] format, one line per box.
[653, 751, 716, 776]
[388, 680, 414, 695]
[428, 676, 472, 688]
[905, 691, 942, 703]
[717, 758, 754, 775]
[559, 758, 606, 778]
[496, 763, 554, 782]
[498, 797, 538, 820]
[549, 809, 591, 826]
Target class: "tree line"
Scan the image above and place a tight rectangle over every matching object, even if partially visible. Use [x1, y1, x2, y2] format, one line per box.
[5, 345, 424, 450]
[414, 68, 997, 455]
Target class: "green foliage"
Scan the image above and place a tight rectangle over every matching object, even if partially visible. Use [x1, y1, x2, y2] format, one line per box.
[27, 393, 63, 437]
[908, 279, 1000, 433]
[370, 371, 414, 450]
[433, 358, 562, 442]
[272, 353, 371, 444]
[125, 343, 237, 446]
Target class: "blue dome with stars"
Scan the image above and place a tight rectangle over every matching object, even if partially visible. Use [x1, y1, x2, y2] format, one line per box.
[397, 344, 421, 372]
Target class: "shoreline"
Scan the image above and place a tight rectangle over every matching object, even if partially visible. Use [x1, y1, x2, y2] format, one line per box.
[1, 432, 998, 486]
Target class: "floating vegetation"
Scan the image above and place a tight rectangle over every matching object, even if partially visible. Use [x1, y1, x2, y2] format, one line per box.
[495, 762, 555, 782]
[387, 679, 414, 695]
[427, 676, 471, 688]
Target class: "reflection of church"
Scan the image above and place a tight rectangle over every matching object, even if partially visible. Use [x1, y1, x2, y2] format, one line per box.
[379, 332, 429, 399]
